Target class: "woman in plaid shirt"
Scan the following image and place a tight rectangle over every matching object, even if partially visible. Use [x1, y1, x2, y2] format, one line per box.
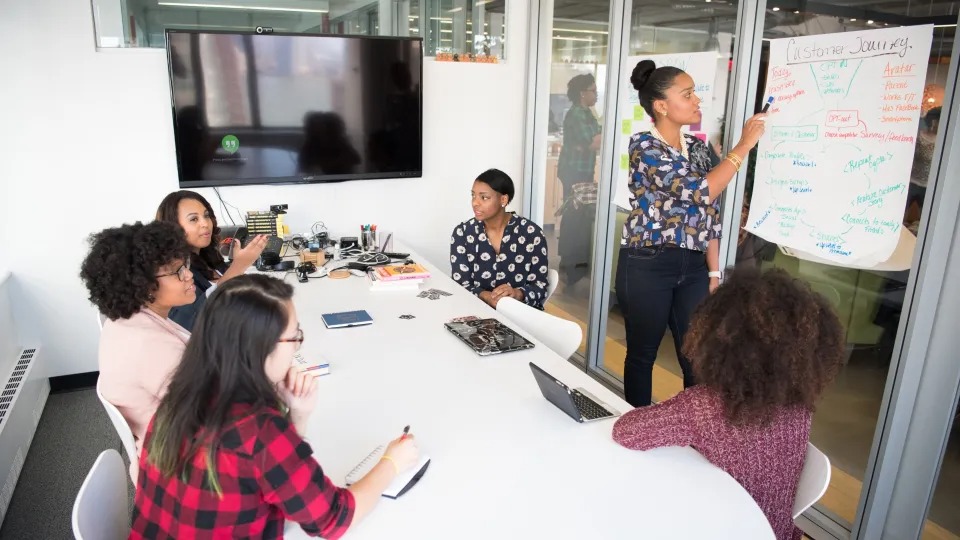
[132, 275, 419, 539]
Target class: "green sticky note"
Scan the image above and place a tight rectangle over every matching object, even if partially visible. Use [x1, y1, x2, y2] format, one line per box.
[620, 154, 629, 170]
[634, 105, 645, 120]
[622, 119, 632, 135]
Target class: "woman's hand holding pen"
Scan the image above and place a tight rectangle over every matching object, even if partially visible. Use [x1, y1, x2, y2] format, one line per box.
[383, 429, 420, 476]
[734, 113, 768, 154]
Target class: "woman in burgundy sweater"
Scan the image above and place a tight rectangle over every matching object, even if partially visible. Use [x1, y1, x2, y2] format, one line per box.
[613, 267, 844, 540]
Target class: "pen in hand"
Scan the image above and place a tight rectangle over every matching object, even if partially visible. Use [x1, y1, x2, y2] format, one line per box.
[400, 425, 410, 441]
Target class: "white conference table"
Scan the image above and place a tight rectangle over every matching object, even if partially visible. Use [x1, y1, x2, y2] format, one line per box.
[282, 248, 775, 540]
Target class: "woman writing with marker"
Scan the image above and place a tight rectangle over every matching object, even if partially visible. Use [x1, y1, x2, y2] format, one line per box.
[616, 60, 767, 407]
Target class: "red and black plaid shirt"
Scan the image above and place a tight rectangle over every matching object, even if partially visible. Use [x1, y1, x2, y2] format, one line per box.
[130, 404, 355, 539]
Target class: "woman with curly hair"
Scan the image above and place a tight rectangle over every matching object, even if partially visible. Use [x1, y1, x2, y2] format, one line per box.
[80, 221, 196, 458]
[156, 190, 267, 330]
[612, 267, 845, 540]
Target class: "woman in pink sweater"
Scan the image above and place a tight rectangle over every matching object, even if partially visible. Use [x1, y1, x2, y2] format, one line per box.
[80, 221, 197, 455]
[613, 267, 844, 540]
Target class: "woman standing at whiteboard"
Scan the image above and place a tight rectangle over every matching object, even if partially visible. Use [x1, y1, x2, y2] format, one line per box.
[617, 60, 767, 407]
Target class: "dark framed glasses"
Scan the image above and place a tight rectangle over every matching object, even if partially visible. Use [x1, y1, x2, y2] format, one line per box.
[156, 260, 190, 282]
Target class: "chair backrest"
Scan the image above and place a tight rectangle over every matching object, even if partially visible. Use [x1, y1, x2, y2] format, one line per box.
[793, 442, 831, 519]
[546, 269, 559, 301]
[72, 449, 129, 540]
[95, 381, 139, 467]
[497, 297, 582, 359]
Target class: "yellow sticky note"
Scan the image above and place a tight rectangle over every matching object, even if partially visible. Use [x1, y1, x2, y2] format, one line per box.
[634, 105, 645, 120]
[622, 119, 632, 135]
[620, 154, 629, 170]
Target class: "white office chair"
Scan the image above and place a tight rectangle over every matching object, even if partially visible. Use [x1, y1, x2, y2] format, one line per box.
[72, 449, 129, 540]
[497, 297, 582, 359]
[792, 442, 831, 519]
[546, 269, 559, 301]
[95, 380, 139, 470]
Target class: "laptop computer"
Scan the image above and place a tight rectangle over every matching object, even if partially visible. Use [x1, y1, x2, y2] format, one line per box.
[443, 318, 534, 356]
[529, 362, 620, 423]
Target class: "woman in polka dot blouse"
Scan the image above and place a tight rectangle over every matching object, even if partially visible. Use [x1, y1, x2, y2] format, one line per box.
[450, 169, 550, 310]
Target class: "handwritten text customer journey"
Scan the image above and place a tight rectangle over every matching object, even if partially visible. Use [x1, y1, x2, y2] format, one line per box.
[745, 25, 933, 266]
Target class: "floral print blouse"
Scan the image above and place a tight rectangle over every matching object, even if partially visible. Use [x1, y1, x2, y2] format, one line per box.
[621, 132, 723, 252]
[450, 214, 549, 310]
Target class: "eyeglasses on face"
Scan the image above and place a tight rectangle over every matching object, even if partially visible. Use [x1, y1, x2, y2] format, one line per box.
[278, 327, 305, 351]
[156, 259, 191, 282]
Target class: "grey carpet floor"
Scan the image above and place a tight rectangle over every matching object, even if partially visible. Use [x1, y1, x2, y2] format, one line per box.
[0, 388, 133, 540]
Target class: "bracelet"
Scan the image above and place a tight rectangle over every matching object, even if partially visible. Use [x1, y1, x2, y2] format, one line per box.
[724, 153, 743, 171]
[726, 151, 743, 165]
[708, 271, 723, 279]
[380, 455, 400, 475]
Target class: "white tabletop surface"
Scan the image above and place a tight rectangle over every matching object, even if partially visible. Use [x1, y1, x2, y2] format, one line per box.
[282, 249, 775, 540]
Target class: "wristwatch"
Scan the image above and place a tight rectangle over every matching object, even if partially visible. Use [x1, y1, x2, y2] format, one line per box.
[708, 271, 723, 279]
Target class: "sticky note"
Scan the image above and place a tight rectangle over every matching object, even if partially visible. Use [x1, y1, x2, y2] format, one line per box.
[634, 105, 645, 120]
[620, 154, 629, 170]
[622, 119, 632, 135]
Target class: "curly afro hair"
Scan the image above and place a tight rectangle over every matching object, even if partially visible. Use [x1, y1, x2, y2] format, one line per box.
[80, 221, 190, 321]
[682, 267, 845, 426]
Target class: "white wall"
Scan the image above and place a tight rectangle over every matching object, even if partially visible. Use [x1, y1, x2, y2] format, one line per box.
[0, 0, 530, 377]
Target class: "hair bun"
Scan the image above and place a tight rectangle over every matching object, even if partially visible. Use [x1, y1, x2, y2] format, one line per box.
[631, 60, 657, 92]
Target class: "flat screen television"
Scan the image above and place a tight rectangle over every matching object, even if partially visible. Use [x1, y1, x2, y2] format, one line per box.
[165, 30, 423, 188]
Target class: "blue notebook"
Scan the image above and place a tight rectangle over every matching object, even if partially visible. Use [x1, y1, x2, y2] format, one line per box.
[321, 310, 373, 329]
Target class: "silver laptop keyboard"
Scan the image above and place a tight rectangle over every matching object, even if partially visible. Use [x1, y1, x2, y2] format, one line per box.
[571, 391, 612, 420]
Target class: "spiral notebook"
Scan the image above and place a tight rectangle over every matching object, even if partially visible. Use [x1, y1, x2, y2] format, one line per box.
[344, 445, 431, 499]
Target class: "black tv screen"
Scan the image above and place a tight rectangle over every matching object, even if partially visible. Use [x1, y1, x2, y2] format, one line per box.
[166, 30, 423, 188]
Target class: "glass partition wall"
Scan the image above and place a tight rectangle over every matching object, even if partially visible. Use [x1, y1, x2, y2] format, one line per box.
[91, 0, 507, 58]
[525, 0, 960, 538]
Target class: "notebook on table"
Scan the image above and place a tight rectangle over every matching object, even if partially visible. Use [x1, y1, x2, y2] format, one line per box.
[529, 362, 620, 423]
[345, 446, 431, 499]
[321, 310, 373, 329]
[443, 318, 534, 356]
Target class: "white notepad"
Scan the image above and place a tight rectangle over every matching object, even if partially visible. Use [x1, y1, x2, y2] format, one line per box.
[344, 445, 431, 499]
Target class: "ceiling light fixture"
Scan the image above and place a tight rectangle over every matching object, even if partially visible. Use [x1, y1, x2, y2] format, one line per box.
[772, 7, 780, 11]
[553, 36, 595, 42]
[158, 2, 327, 13]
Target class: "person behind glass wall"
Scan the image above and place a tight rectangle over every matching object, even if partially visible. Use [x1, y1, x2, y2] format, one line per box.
[616, 60, 767, 407]
[132, 275, 420, 538]
[451, 169, 550, 310]
[156, 190, 268, 331]
[557, 73, 602, 288]
[907, 106, 940, 218]
[613, 268, 845, 540]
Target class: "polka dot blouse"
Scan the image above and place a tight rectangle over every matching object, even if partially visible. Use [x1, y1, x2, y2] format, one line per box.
[450, 214, 550, 310]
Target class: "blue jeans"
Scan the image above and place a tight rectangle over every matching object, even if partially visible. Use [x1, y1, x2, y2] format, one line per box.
[615, 245, 709, 407]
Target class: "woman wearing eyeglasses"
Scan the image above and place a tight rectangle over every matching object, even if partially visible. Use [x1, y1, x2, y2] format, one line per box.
[132, 275, 420, 538]
[80, 221, 196, 479]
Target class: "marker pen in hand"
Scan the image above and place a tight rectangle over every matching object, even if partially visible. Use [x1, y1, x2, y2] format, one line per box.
[400, 425, 410, 441]
[761, 95, 775, 113]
